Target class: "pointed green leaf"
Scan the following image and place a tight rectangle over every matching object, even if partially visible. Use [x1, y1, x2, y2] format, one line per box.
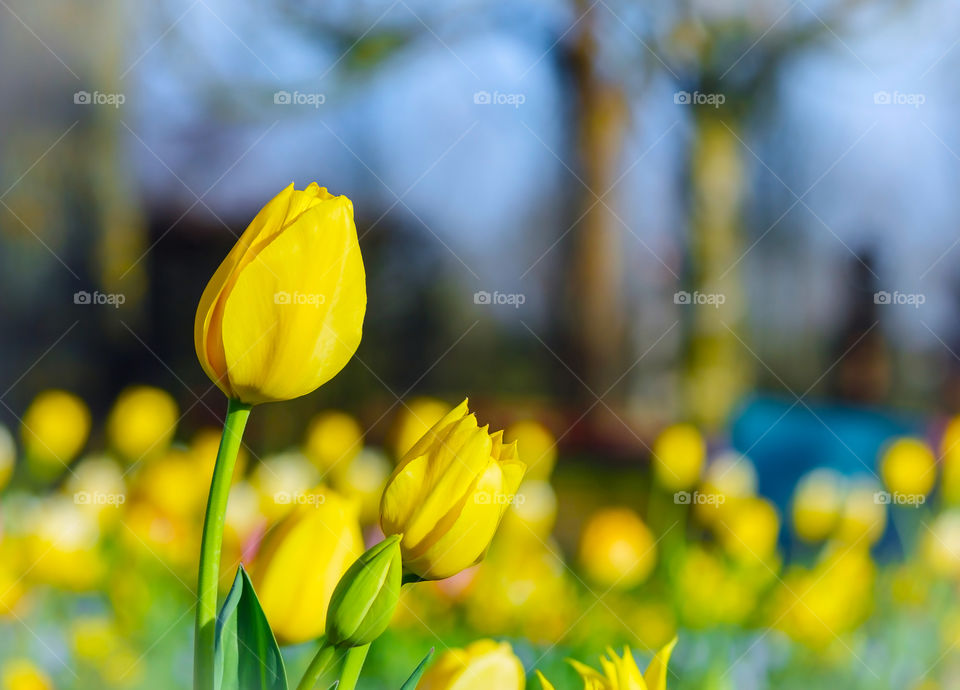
[215, 564, 288, 690]
[399, 648, 434, 690]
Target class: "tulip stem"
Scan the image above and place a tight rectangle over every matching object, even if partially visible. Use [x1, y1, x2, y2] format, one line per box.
[296, 637, 339, 690]
[194, 398, 252, 690]
[337, 644, 370, 690]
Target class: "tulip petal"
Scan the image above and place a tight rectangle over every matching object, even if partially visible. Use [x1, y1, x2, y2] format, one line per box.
[402, 399, 469, 463]
[220, 197, 365, 403]
[404, 459, 503, 579]
[381, 454, 429, 537]
[643, 637, 677, 690]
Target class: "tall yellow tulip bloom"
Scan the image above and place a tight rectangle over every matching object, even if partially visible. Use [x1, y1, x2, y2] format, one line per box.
[417, 640, 525, 690]
[380, 399, 526, 580]
[194, 182, 366, 404]
[563, 638, 678, 690]
[250, 488, 363, 644]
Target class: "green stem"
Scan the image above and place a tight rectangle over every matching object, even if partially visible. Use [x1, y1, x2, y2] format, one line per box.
[194, 398, 252, 690]
[296, 637, 339, 690]
[338, 644, 370, 690]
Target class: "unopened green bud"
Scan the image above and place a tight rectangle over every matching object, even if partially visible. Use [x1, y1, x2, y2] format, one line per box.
[325, 534, 402, 647]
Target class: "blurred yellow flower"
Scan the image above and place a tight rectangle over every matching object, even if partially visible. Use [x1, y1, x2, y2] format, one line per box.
[791, 469, 845, 543]
[652, 424, 705, 491]
[500, 479, 558, 540]
[334, 448, 392, 524]
[880, 437, 936, 498]
[136, 449, 208, 519]
[835, 479, 887, 545]
[304, 410, 363, 475]
[194, 182, 366, 404]
[717, 497, 779, 564]
[629, 602, 678, 653]
[21, 390, 90, 477]
[465, 538, 575, 643]
[391, 397, 451, 460]
[922, 510, 960, 578]
[250, 487, 363, 644]
[0, 424, 15, 491]
[567, 638, 677, 690]
[251, 451, 320, 522]
[0, 539, 27, 617]
[774, 544, 875, 648]
[26, 496, 103, 591]
[70, 616, 121, 664]
[381, 399, 526, 580]
[65, 456, 126, 527]
[1, 660, 52, 690]
[695, 451, 756, 525]
[106, 386, 178, 462]
[579, 507, 657, 589]
[504, 420, 557, 480]
[417, 639, 525, 690]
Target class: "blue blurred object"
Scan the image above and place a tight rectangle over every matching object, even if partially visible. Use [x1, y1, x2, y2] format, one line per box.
[730, 394, 923, 554]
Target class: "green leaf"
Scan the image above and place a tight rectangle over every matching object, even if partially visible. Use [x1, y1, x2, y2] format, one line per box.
[399, 648, 434, 690]
[215, 565, 288, 690]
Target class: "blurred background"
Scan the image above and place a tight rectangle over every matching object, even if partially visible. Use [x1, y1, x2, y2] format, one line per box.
[2, 0, 960, 688]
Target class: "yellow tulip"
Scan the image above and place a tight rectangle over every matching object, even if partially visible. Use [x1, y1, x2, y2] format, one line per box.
[0, 424, 14, 491]
[251, 451, 320, 522]
[791, 469, 845, 543]
[417, 640, 525, 690]
[1, 660, 53, 690]
[250, 487, 363, 644]
[579, 507, 657, 589]
[107, 386, 179, 461]
[21, 390, 90, 476]
[391, 397, 451, 459]
[717, 497, 780, 564]
[652, 424, 705, 491]
[194, 182, 366, 404]
[304, 410, 363, 474]
[880, 437, 936, 498]
[835, 479, 887, 545]
[566, 638, 677, 690]
[380, 399, 526, 580]
[504, 420, 557, 480]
